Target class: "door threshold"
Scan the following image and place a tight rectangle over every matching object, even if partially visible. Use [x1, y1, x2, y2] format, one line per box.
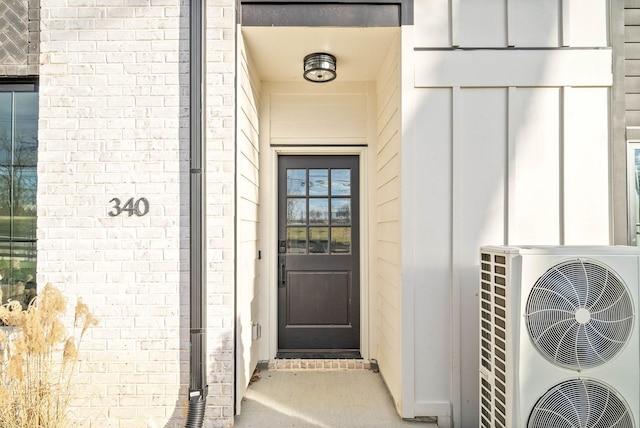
[261, 358, 377, 371]
[276, 350, 361, 359]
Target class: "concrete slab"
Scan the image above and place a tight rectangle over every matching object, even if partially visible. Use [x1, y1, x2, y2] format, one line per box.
[234, 369, 438, 428]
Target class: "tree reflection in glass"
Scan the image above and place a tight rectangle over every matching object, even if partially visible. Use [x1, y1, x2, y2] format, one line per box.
[287, 198, 306, 225]
[309, 199, 328, 225]
[331, 198, 351, 225]
[0, 88, 38, 307]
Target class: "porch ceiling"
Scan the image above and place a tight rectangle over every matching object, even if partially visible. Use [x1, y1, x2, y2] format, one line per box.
[241, 27, 399, 82]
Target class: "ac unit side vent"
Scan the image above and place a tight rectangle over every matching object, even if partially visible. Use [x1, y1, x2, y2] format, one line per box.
[479, 251, 509, 428]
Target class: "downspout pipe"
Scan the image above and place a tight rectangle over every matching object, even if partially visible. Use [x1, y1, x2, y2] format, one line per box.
[186, 0, 207, 426]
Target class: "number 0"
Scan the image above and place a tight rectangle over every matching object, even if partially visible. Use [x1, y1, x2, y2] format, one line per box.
[135, 197, 149, 216]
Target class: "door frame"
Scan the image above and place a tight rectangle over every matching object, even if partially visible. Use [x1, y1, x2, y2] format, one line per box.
[267, 146, 370, 359]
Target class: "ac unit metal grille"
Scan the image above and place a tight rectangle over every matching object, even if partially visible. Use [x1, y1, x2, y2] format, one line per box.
[525, 259, 634, 371]
[528, 378, 634, 428]
[479, 252, 508, 428]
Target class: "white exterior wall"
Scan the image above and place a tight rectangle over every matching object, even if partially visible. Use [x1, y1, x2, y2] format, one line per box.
[267, 85, 371, 146]
[375, 33, 403, 415]
[38, 0, 236, 426]
[236, 30, 261, 412]
[406, 2, 613, 426]
[204, 0, 236, 425]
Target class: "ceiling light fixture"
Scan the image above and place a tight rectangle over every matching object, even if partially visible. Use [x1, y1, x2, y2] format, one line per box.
[303, 53, 337, 83]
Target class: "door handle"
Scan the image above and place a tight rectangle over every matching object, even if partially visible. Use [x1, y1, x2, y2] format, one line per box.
[279, 258, 286, 288]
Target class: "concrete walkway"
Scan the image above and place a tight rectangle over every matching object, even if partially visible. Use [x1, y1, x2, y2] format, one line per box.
[234, 368, 438, 428]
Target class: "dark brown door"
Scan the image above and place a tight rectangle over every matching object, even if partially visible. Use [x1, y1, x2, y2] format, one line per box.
[277, 155, 360, 358]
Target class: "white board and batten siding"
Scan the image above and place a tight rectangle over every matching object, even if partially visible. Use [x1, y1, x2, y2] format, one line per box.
[406, 2, 613, 427]
[414, 0, 608, 48]
[236, 31, 262, 413]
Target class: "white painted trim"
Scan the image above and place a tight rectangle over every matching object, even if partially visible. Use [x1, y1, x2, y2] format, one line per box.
[267, 145, 371, 359]
[507, 87, 517, 244]
[561, 0, 571, 47]
[450, 0, 459, 47]
[450, 86, 462, 428]
[561, 86, 570, 245]
[268, 149, 278, 358]
[628, 126, 640, 142]
[269, 138, 368, 146]
[360, 149, 370, 360]
[506, 0, 516, 47]
[400, 24, 416, 419]
[414, 49, 612, 88]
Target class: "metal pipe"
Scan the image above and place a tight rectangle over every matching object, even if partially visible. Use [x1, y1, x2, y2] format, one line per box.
[187, 0, 207, 425]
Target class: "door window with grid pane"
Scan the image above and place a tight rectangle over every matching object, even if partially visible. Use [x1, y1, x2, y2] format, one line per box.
[285, 168, 352, 255]
[0, 83, 38, 308]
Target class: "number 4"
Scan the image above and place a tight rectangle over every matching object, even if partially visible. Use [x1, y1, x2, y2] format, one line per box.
[122, 198, 135, 216]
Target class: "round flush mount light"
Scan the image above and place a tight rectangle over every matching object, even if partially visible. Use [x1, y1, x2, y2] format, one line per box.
[303, 53, 337, 83]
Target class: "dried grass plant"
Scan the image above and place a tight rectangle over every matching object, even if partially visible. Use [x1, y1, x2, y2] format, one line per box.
[0, 283, 98, 428]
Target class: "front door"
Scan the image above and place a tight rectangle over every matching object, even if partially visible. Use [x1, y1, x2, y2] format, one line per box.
[277, 155, 360, 357]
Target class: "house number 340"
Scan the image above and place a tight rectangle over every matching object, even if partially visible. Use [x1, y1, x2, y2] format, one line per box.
[108, 197, 150, 217]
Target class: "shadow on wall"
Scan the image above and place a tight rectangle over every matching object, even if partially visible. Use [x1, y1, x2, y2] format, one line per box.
[164, 0, 194, 424]
[165, 331, 234, 428]
[407, 3, 572, 427]
[165, 0, 235, 426]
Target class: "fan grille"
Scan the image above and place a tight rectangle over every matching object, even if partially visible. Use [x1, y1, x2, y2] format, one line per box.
[528, 379, 634, 428]
[525, 259, 634, 370]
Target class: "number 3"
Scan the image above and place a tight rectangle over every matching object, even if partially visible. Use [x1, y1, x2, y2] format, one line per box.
[108, 197, 150, 217]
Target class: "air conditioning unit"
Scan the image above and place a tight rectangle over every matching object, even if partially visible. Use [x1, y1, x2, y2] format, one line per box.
[479, 246, 640, 428]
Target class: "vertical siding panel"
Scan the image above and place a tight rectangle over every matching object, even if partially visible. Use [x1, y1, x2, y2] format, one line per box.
[507, 0, 516, 47]
[566, 0, 609, 47]
[413, 0, 451, 48]
[454, 88, 507, 428]
[455, 0, 508, 47]
[510, 0, 560, 47]
[563, 87, 610, 244]
[412, 88, 453, 405]
[561, 0, 571, 46]
[509, 87, 561, 244]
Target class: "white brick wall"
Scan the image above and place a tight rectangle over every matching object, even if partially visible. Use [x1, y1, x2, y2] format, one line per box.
[38, 0, 236, 426]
